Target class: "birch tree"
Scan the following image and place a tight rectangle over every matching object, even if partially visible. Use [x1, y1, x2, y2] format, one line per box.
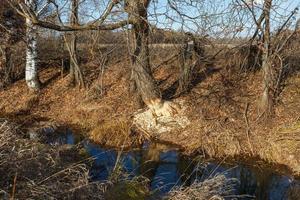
[25, 0, 40, 91]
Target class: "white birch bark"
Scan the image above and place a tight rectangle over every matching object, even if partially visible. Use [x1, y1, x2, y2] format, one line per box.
[25, 0, 40, 91]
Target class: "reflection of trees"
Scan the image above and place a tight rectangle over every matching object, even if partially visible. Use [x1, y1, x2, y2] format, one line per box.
[139, 143, 165, 181]
[228, 165, 274, 199]
[84, 141, 292, 198]
[139, 143, 182, 193]
[177, 154, 199, 186]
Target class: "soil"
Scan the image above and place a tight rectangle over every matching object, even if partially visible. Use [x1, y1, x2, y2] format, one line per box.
[1, 53, 300, 177]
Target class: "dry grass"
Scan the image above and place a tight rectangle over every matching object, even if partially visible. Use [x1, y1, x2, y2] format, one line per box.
[0, 119, 246, 200]
[1, 45, 300, 178]
[0, 119, 107, 200]
[90, 119, 145, 149]
[166, 175, 238, 200]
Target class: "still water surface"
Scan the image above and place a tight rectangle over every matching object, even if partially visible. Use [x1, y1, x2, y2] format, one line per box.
[44, 128, 297, 200]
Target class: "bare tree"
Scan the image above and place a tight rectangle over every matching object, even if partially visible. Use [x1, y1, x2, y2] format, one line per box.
[125, 0, 180, 116]
[239, 0, 299, 117]
[67, 0, 84, 87]
[125, 0, 160, 108]
[177, 33, 204, 95]
[260, 0, 273, 115]
[11, 0, 181, 115]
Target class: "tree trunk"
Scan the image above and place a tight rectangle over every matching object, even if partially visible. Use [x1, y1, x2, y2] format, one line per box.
[68, 0, 84, 87]
[177, 36, 195, 94]
[129, 1, 160, 103]
[25, 0, 40, 91]
[259, 0, 273, 116]
[131, 21, 161, 108]
[0, 45, 12, 86]
[4, 46, 12, 83]
[125, 0, 180, 116]
[296, 19, 300, 30]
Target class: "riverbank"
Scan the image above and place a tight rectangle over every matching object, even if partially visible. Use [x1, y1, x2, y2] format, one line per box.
[1, 58, 300, 177]
[0, 119, 107, 199]
[0, 119, 253, 200]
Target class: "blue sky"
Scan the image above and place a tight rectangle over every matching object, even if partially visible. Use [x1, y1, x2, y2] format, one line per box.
[52, 0, 300, 38]
[148, 0, 300, 36]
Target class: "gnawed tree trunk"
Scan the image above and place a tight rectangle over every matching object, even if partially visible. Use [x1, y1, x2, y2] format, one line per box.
[67, 0, 84, 87]
[177, 34, 196, 94]
[125, 0, 180, 116]
[259, 0, 274, 116]
[25, 0, 40, 91]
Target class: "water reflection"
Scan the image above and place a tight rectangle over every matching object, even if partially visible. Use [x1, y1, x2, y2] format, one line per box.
[50, 131, 296, 199]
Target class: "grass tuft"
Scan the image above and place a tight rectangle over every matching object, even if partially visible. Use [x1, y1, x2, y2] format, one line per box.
[90, 119, 144, 148]
[166, 175, 238, 200]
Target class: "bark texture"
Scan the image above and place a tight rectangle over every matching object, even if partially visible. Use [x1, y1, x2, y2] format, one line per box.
[260, 0, 273, 116]
[25, 0, 40, 91]
[126, 0, 161, 105]
[125, 0, 181, 116]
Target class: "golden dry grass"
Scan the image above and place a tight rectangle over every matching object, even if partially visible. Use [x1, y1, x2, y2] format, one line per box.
[1, 48, 300, 177]
[0, 119, 107, 199]
[167, 175, 238, 200]
[90, 119, 145, 149]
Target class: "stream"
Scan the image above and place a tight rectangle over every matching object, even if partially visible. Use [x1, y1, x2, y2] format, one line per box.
[41, 128, 298, 200]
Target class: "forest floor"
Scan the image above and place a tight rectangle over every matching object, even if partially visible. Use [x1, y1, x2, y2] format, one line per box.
[1, 53, 300, 178]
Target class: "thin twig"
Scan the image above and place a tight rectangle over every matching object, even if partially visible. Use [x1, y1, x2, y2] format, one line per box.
[243, 103, 254, 155]
[10, 172, 17, 200]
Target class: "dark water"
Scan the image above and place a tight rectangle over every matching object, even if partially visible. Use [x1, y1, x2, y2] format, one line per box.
[43, 129, 297, 200]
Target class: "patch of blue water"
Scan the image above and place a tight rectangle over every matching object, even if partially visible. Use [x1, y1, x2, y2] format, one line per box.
[53, 131, 296, 199]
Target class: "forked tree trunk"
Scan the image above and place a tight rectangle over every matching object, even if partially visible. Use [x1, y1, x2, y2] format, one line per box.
[260, 0, 273, 116]
[68, 0, 84, 87]
[25, 0, 40, 91]
[125, 0, 180, 116]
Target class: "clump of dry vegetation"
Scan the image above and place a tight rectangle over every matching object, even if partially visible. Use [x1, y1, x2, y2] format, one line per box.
[90, 119, 145, 149]
[166, 175, 238, 200]
[0, 119, 106, 199]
